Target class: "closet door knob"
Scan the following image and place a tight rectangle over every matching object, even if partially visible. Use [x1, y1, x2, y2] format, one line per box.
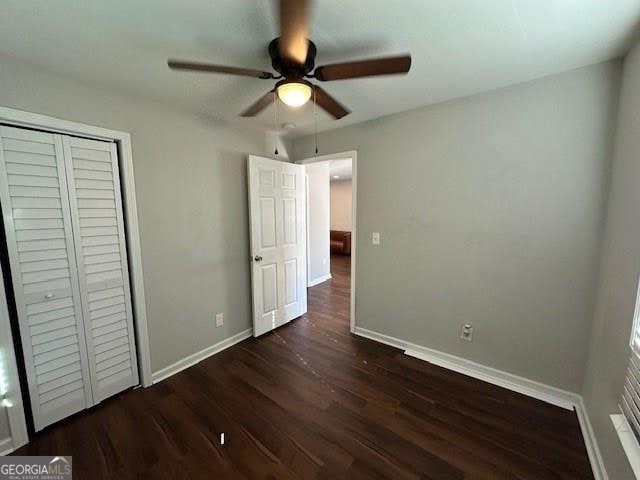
[254, 255, 263, 262]
[44, 293, 54, 299]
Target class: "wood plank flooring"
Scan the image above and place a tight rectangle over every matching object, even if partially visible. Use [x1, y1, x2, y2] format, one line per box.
[14, 254, 593, 479]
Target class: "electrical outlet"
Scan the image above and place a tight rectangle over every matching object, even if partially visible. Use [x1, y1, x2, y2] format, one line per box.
[372, 232, 380, 245]
[460, 324, 473, 342]
[215, 313, 224, 328]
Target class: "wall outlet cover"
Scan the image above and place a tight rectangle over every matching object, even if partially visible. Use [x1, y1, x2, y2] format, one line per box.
[215, 313, 224, 327]
[460, 324, 473, 342]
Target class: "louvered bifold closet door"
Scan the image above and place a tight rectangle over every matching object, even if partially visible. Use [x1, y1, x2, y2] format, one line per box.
[62, 136, 139, 403]
[0, 126, 93, 431]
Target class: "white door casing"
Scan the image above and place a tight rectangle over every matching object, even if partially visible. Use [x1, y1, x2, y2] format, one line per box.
[296, 150, 357, 334]
[248, 156, 307, 337]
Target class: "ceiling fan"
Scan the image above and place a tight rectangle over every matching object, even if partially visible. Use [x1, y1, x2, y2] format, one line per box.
[168, 0, 411, 120]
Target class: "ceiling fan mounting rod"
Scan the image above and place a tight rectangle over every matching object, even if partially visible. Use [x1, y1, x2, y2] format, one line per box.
[268, 38, 317, 78]
[167, 0, 410, 121]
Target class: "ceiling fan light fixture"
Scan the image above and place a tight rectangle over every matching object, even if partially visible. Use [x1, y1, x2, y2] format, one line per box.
[276, 80, 312, 107]
[168, 0, 410, 120]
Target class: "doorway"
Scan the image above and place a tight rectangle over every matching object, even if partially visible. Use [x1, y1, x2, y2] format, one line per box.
[298, 151, 357, 333]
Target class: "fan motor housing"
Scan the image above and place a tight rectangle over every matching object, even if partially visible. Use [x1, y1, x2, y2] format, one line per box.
[269, 38, 317, 77]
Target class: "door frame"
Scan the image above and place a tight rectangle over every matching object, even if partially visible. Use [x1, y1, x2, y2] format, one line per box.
[297, 151, 357, 334]
[0, 106, 152, 450]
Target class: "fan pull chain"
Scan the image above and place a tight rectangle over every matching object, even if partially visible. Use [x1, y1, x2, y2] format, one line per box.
[314, 87, 319, 154]
[273, 91, 279, 156]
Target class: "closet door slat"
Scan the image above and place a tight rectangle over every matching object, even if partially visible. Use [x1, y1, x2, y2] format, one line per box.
[63, 137, 139, 403]
[0, 126, 94, 431]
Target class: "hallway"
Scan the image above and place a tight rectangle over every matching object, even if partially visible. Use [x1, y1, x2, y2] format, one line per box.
[304, 254, 351, 331]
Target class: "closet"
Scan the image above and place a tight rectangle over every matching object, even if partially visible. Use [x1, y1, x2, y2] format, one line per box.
[0, 125, 139, 431]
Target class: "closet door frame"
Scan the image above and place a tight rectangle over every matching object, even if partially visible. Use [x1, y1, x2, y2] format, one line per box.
[0, 106, 152, 451]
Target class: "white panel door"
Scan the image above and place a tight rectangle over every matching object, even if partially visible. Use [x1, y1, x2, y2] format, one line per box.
[0, 126, 93, 431]
[248, 156, 307, 337]
[62, 136, 139, 403]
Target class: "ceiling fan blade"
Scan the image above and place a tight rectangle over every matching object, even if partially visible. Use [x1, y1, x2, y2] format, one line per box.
[240, 90, 275, 117]
[314, 86, 350, 119]
[278, 0, 310, 64]
[168, 60, 274, 79]
[314, 54, 411, 81]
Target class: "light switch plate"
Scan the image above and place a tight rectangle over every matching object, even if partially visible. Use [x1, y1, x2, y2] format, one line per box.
[215, 313, 224, 327]
[372, 232, 380, 245]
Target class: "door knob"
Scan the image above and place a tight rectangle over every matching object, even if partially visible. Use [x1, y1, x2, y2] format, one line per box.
[254, 255, 263, 262]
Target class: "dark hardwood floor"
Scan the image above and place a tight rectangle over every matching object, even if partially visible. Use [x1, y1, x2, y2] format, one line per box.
[14, 253, 593, 479]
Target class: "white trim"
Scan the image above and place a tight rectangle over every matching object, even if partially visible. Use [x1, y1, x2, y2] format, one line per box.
[0, 106, 152, 389]
[574, 398, 608, 479]
[354, 326, 577, 409]
[574, 399, 608, 480]
[0, 106, 126, 142]
[353, 326, 608, 479]
[0, 265, 28, 449]
[353, 326, 408, 350]
[308, 273, 332, 287]
[404, 347, 577, 411]
[612, 413, 638, 479]
[351, 153, 357, 334]
[117, 134, 152, 387]
[297, 151, 357, 334]
[571, 399, 608, 480]
[629, 272, 640, 351]
[0, 437, 13, 456]
[305, 174, 311, 289]
[152, 328, 253, 384]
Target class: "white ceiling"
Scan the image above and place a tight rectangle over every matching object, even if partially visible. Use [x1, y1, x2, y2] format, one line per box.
[1, 1, 639, 138]
[330, 159, 352, 180]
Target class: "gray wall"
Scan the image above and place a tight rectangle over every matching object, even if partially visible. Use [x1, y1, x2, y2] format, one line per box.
[306, 162, 331, 284]
[582, 40, 640, 479]
[0, 53, 268, 373]
[294, 62, 620, 391]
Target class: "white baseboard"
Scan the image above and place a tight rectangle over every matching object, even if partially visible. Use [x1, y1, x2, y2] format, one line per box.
[354, 326, 577, 409]
[574, 398, 608, 480]
[0, 437, 13, 456]
[404, 347, 579, 411]
[353, 326, 608, 479]
[308, 273, 332, 287]
[152, 328, 253, 384]
[353, 326, 409, 350]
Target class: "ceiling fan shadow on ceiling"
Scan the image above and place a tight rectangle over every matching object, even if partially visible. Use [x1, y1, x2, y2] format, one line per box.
[167, 0, 411, 120]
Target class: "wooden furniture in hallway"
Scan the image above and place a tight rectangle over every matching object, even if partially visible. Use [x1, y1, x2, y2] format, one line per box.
[330, 230, 352, 255]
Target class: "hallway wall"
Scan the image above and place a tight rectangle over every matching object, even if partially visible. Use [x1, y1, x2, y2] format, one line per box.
[331, 180, 353, 231]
